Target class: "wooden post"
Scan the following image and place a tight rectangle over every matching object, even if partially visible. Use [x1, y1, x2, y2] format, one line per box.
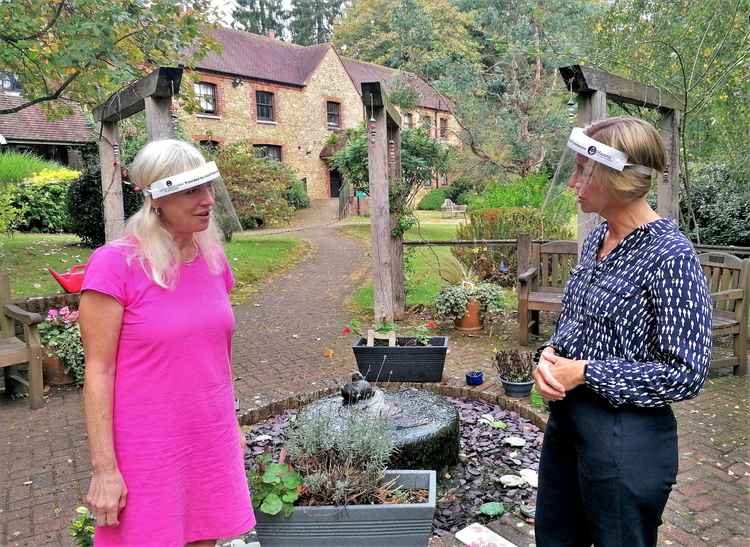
[98, 121, 125, 242]
[657, 109, 680, 222]
[145, 96, 174, 141]
[367, 100, 394, 324]
[576, 90, 607, 254]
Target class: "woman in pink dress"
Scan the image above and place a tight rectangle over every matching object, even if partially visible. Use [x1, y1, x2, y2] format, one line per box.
[79, 140, 254, 546]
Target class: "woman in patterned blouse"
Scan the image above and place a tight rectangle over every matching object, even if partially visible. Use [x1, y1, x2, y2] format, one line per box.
[532, 117, 713, 547]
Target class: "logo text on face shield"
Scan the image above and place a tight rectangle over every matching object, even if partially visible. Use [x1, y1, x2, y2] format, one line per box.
[166, 180, 173, 187]
[587, 146, 597, 156]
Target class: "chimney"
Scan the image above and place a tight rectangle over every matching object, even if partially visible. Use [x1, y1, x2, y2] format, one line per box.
[267, 31, 275, 39]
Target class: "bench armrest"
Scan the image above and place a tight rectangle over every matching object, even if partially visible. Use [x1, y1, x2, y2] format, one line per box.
[711, 289, 744, 302]
[3, 304, 43, 326]
[518, 267, 538, 284]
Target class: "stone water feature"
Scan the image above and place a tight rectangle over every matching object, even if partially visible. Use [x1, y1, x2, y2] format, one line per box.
[298, 373, 460, 470]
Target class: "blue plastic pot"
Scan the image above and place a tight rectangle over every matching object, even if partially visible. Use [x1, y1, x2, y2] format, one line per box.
[465, 371, 484, 385]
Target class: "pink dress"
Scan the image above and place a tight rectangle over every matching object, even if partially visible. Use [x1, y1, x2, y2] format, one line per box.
[82, 243, 255, 546]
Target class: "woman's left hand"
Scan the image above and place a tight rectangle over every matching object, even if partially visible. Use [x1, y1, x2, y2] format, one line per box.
[238, 424, 246, 454]
[545, 354, 587, 391]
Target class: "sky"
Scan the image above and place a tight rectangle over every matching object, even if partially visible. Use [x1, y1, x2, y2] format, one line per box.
[212, 0, 295, 26]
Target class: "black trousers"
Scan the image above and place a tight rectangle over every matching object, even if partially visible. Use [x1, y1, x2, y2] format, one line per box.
[535, 387, 678, 547]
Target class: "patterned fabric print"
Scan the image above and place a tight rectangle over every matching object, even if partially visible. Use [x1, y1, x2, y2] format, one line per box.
[544, 218, 713, 408]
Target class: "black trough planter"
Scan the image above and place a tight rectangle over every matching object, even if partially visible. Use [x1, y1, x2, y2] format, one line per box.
[352, 336, 448, 382]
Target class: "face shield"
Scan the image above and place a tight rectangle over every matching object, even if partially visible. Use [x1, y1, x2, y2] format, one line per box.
[144, 161, 243, 234]
[543, 127, 656, 218]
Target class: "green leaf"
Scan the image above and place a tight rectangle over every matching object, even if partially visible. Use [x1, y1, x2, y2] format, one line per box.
[281, 472, 302, 490]
[260, 493, 283, 515]
[479, 501, 505, 517]
[281, 491, 299, 503]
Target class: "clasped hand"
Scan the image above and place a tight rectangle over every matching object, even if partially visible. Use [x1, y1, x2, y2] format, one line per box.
[532, 346, 587, 401]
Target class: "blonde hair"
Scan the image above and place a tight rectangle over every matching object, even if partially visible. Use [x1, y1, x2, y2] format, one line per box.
[121, 139, 225, 288]
[584, 116, 666, 201]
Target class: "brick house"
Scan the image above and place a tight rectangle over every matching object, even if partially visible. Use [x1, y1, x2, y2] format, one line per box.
[0, 75, 93, 168]
[179, 28, 458, 200]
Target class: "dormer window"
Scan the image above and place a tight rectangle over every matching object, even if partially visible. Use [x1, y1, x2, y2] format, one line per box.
[1, 73, 21, 94]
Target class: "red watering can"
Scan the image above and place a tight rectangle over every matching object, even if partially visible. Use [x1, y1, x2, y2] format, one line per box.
[48, 263, 87, 293]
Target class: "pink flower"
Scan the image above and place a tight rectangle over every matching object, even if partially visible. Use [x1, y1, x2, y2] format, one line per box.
[66, 311, 80, 322]
[47, 309, 59, 319]
[342, 327, 352, 336]
[60, 306, 70, 316]
[426, 321, 438, 330]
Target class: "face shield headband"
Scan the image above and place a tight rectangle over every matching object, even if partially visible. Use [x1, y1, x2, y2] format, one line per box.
[144, 161, 220, 199]
[566, 127, 654, 176]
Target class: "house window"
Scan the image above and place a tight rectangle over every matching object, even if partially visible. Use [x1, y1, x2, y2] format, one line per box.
[420, 115, 432, 130]
[403, 112, 413, 128]
[253, 144, 282, 162]
[199, 140, 220, 153]
[194, 82, 217, 114]
[439, 118, 448, 138]
[327, 101, 341, 128]
[1, 72, 21, 93]
[256, 91, 275, 122]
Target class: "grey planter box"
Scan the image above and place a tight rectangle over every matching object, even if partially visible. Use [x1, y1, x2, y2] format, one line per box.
[254, 469, 437, 547]
[352, 336, 448, 382]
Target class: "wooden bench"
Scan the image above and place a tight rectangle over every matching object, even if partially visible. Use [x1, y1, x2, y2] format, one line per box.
[698, 252, 748, 375]
[1, 273, 45, 409]
[441, 198, 467, 218]
[515, 236, 749, 376]
[516, 234, 578, 347]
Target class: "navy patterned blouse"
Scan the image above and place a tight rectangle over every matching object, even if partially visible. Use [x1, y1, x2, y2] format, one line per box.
[542, 217, 713, 408]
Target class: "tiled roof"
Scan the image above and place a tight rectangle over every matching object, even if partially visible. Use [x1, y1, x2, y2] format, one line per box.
[196, 27, 330, 86]
[197, 27, 453, 112]
[340, 57, 454, 113]
[0, 93, 93, 144]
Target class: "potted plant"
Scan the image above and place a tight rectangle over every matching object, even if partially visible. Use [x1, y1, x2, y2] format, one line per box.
[433, 256, 503, 331]
[494, 350, 534, 398]
[345, 320, 448, 382]
[249, 406, 437, 546]
[39, 306, 84, 386]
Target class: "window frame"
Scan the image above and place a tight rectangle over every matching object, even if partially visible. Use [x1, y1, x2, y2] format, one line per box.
[326, 101, 341, 129]
[194, 82, 217, 114]
[439, 118, 448, 138]
[253, 144, 282, 162]
[256, 91, 275, 122]
[403, 112, 414, 129]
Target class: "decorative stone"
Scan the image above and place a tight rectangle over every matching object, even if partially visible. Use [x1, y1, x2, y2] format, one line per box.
[520, 469, 538, 488]
[455, 523, 518, 547]
[499, 475, 526, 488]
[503, 436, 526, 447]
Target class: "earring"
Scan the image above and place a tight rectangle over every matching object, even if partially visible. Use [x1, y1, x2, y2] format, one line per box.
[153, 208, 161, 216]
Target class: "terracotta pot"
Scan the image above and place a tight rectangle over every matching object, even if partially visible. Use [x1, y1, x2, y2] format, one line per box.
[43, 353, 74, 385]
[454, 298, 482, 332]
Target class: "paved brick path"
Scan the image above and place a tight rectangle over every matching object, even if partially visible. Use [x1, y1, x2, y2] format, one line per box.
[0, 217, 748, 546]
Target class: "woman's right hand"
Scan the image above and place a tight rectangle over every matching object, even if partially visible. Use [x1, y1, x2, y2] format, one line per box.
[86, 468, 127, 527]
[533, 346, 566, 401]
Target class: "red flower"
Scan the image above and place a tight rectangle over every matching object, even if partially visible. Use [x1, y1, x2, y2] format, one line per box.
[342, 326, 352, 336]
[426, 321, 438, 330]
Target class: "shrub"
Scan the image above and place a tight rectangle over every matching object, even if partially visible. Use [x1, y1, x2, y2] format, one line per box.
[433, 282, 504, 322]
[286, 180, 310, 210]
[215, 142, 296, 229]
[0, 151, 60, 183]
[683, 162, 749, 247]
[284, 406, 396, 506]
[417, 188, 448, 210]
[66, 168, 143, 247]
[453, 207, 575, 287]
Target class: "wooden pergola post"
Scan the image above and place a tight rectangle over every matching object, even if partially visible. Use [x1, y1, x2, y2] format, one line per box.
[92, 67, 183, 242]
[361, 81, 403, 324]
[559, 65, 682, 252]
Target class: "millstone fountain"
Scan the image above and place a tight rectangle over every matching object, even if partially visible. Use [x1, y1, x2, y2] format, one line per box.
[298, 373, 460, 470]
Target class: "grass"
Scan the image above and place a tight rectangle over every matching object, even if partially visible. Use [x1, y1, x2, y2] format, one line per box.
[1, 232, 305, 304]
[0, 152, 63, 184]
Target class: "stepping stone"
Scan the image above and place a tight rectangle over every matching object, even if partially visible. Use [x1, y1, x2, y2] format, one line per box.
[455, 523, 518, 546]
[520, 469, 538, 488]
[503, 436, 526, 447]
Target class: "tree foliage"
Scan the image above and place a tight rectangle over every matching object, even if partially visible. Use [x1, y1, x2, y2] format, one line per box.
[0, 0, 221, 116]
[289, 0, 346, 45]
[232, 0, 286, 37]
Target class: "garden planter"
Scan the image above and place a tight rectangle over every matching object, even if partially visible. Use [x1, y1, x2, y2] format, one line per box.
[352, 337, 448, 382]
[454, 298, 482, 332]
[254, 470, 436, 547]
[500, 377, 534, 398]
[466, 371, 484, 385]
[43, 353, 74, 385]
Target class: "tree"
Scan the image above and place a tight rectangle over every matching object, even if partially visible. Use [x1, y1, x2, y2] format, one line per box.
[232, 0, 286, 37]
[289, 0, 346, 45]
[0, 0, 221, 116]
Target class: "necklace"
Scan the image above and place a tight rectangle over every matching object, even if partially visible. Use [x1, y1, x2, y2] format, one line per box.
[183, 241, 199, 265]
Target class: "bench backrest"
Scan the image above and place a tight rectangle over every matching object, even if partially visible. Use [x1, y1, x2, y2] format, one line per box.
[698, 252, 749, 322]
[1, 273, 13, 339]
[534, 241, 579, 292]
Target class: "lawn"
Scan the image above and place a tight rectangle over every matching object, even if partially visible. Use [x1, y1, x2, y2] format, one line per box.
[1, 232, 305, 304]
[340, 219, 515, 316]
